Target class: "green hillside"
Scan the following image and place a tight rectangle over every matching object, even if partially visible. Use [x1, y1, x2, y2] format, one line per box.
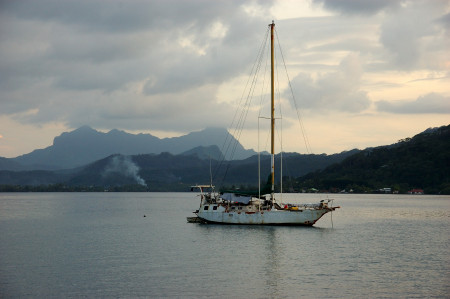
[294, 125, 450, 194]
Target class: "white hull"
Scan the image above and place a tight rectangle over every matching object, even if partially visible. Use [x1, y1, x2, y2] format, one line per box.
[196, 204, 334, 226]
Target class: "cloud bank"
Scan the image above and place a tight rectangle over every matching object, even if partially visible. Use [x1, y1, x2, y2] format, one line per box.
[288, 53, 370, 113]
[376, 93, 450, 114]
[0, 0, 449, 156]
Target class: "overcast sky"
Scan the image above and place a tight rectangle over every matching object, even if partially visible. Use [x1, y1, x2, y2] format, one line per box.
[1, 0, 449, 158]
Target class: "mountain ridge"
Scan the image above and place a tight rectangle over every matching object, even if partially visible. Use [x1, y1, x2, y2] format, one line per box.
[6, 126, 256, 170]
[0, 148, 358, 190]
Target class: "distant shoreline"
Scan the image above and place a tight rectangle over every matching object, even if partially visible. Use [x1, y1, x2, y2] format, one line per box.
[1, 185, 447, 195]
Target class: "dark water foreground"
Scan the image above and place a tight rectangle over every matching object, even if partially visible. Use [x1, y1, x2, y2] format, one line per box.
[1, 193, 449, 298]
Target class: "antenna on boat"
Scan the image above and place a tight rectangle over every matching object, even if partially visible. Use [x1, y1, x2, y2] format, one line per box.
[209, 151, 214, 193]
[326, 195, 334, 228]
[330, 198, 334, 228]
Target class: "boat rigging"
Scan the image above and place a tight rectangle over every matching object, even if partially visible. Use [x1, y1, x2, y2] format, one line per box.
[188, 21, 339, 226]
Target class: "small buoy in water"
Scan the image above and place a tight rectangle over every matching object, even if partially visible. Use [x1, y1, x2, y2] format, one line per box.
[143, 215, 146, 217]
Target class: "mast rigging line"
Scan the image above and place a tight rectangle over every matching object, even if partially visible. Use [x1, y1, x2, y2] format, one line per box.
[213, 26, 270, 187]
[213, 22, 312, 190]
[274, 27, 312, 154]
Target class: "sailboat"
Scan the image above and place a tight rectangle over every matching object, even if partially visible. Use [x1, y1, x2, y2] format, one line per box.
[188, 21, 339, 226]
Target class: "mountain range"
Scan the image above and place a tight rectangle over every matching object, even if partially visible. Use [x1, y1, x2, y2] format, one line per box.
[0, 125, 357, 189]
[1, 126, 254, 170]
[1, 124, 448, 194]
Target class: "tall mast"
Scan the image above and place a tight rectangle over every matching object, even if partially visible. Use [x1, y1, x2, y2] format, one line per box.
[270, 21, 275, 201]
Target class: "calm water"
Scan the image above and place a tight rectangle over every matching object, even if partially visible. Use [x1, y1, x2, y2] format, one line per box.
[0, 192, 449, 298]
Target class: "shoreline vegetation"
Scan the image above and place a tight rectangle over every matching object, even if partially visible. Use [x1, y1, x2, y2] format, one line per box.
[1, 183, 449, 195]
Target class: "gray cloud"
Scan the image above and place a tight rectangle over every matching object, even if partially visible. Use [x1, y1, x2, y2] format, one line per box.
[438, 12, 450, 31]
[286, 53, 370, 113]
[1, 1, 268, 93]
[376, 93, 450, 114]
[0, 0, 274, 131]
[312, 0, 450, 71]
[379, 1, 450, 70]
[313, 0, 400, 15]
[1, 0, 243, 33]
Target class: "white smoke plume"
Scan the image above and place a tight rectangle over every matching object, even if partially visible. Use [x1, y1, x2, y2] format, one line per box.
[103, 155, 147, 186]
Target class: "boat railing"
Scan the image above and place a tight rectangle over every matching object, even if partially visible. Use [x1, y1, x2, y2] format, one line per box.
[283, 199, 334, 210]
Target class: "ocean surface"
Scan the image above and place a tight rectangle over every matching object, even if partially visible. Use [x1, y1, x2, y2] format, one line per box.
[0, 192, 449, 298]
